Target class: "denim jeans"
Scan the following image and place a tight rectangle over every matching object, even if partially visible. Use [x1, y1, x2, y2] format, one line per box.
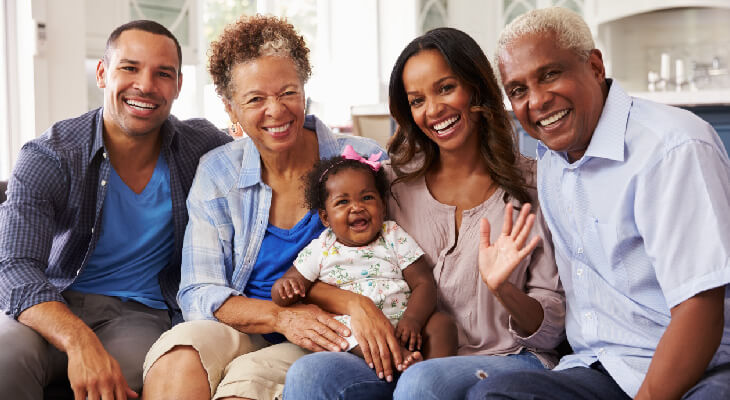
[466, 361, 730, 400]
[283, 349, 545, 400]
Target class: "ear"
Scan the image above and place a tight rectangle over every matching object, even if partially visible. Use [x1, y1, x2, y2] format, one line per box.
[175, 71, 183, 99]
[318, 208, 330, 228]
[96, 59, 107, 89]
[223, 98, 236, 123]
[588, 49, 606, 82]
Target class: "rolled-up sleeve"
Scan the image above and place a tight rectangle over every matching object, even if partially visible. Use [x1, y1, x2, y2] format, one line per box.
[177, 164, 242, 321]
[509, 205, 566, 350]
[0, 145, 68, 317]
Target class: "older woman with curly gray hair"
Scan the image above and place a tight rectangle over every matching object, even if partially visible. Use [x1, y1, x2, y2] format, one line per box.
[141, 15, 383, 399]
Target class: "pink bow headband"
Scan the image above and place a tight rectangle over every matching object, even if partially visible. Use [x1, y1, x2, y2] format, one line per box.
[319, 145, 384, 182]
[341, 145, 383, 171]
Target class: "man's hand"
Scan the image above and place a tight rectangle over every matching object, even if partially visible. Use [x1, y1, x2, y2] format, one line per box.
[479, 203, 541, 294]
[276, 303, 350, 353]
[66, 332, 138, 400]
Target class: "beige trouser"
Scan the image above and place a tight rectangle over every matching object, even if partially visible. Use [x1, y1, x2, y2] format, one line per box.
[143, 320, 309, 400]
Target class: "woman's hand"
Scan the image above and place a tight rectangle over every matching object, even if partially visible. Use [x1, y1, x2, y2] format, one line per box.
[275, 303, 350, 353]
[479, 203, 541, 294]
[349, 297, 404, 382]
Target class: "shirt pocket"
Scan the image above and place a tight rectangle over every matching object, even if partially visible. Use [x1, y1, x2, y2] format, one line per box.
[205, 198, 235, 276]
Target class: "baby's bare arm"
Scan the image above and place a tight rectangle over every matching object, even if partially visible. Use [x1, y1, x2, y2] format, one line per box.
[271, 266, 313, 306]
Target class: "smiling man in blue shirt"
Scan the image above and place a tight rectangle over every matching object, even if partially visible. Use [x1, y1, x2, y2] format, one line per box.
[0, 21, 230, 399]
[468, 6, 730, 400]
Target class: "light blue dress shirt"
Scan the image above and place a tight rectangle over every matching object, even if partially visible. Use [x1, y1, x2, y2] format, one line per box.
[178, 115, 385, 321]
[537, 80, 730, 397]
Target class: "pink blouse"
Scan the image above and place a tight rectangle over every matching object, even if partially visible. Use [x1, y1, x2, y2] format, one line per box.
[385, 159, 565, 367]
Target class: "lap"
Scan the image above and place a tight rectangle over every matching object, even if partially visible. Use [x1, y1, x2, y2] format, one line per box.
[284, 351, 396, 400]
[466, 364, 631, 400]
[145, 319, 309, 400]
[394, 351, 546, 400]
[682, 362, 730, 400]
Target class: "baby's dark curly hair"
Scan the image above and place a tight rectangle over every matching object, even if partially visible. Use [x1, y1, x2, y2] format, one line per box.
[304, 156, 388, 211]
[208, 14, 312, 100]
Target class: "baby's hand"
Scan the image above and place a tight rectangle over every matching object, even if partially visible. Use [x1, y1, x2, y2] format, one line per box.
[277, 278, 307, 301]
[395, 316, 422, 351]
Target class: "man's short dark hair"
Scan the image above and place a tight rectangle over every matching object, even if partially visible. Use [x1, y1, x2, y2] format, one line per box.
[103, 20, 182, 73]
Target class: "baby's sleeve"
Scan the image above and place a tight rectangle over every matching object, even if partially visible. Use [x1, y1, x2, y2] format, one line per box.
[384, 221, 425, 270]
[292, 239, 322, 282]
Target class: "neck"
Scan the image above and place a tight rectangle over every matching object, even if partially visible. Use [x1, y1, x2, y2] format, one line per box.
[102, 120, 162, 169]
[260, 129, 319, 177]
[432, 143, 488, 178]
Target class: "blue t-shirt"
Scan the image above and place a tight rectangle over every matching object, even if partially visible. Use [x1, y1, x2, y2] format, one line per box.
[70, 154, 173, 309]
[245, 210, 325, 343]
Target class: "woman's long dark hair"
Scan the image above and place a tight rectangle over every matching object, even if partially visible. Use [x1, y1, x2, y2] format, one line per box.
[388, 27, 531, 204]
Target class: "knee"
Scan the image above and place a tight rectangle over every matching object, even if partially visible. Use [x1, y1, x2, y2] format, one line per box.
[424, 312, 457, 339]
[0, 323, 47, 390]
[393, 361, 441, 397]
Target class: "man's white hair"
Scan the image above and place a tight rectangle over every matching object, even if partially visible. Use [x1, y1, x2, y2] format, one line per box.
[496, 7, 595, 63]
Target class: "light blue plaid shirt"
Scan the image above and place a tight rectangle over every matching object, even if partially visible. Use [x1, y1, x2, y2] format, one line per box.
[178, 115, 385, 321]
[537, 80, 730, 397]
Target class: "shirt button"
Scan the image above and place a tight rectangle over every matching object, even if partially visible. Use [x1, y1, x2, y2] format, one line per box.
[103, 152, 108, 159]
[577, 247, 583, 254]
[101, 180, 107, 186]
[584, 312, 592, 319]
[91, 228, 94, 233]
[576, 268, 583, 276]
[598, 347, 605, 355]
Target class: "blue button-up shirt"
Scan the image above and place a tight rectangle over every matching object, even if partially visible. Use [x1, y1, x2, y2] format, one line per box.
[0, 108, 231, 322]
[537, 81, 730, 397]
[178, 115, 386, 321]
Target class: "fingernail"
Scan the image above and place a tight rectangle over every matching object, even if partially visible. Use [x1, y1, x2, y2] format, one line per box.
[369, 363, 374, 368]
[387, 375, 393, 382]
[379, 372, 384, 379]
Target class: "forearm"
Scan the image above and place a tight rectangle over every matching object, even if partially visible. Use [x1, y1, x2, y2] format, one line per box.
[400, 282, 436, 328]
[306, 281, 376, 315]
[17, 301, 98, 353]
[214, 295, 286, 334]
[635, 287, 724, 400]
[492, 282, 544, 335]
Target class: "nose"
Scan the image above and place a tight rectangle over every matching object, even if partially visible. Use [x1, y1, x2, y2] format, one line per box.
[528, 87, 553, 111]
[134, 70, 155, 94]
[425, 98, 444, 119]
[265, 97, 287, 118]
[350, 200, 364, 212]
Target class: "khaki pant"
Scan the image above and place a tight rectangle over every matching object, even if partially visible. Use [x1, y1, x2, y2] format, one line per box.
[143, 320, 309, 400]
[0, 291, 171, 399]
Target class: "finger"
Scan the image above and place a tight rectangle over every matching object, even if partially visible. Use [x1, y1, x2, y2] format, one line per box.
[86, 386, 100, 400]
[73, 386, 87, 400]
[511, 203, 531, 239]
[515, 214, 536, 249]
[296, 281, 307, 297]
[358, 336, 374, 369]
[518, 236, 542, 260]
[299, 336, 328, 352]
[100, 384, 115, 400]
[480, 218, 491, 248]
[385, 332, 402, 374]
[408, 330, 417, 351]
[126, 386, 140, 398]
[416, 333, 423, 351]
[309, 324, 346, 352]
[368, 338, 385, 378]
[502, 202, 514, 236]
[316, 314, 350, 348]
[377, 339, 395, 381]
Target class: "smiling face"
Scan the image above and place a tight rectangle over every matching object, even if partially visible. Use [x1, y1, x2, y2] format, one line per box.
[402, 49, 480, 155]
[319, 168, 386, 247]
[224, 55, 306, 156]
[499, 31, 607, 162]
[97, 29, 182, 138]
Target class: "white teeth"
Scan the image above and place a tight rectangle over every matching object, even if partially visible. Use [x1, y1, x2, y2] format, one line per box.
[539, 109, 569, 126]
[432, 116, 459, 131]
[125, 99, 156, 109]
[266, 123, 291, 133]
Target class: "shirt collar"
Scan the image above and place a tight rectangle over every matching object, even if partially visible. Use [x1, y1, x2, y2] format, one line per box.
[238, 115, 333, 188]
[91, 107, 176, 165]
[537, 79, 631, 163]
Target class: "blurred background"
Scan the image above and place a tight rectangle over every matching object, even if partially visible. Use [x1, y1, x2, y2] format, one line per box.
[1, 0, 729, 180]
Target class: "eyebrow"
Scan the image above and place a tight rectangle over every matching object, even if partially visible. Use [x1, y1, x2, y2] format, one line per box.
[406, 75, 456, 96]
[241, 83, 300, 99]
[118, 59, 178, 74]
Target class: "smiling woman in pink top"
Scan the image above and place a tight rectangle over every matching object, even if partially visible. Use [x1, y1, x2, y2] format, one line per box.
[284, 27, 566, 400]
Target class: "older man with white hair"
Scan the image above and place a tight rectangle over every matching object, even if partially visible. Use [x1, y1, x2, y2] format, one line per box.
[468, 6, 730, 400]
